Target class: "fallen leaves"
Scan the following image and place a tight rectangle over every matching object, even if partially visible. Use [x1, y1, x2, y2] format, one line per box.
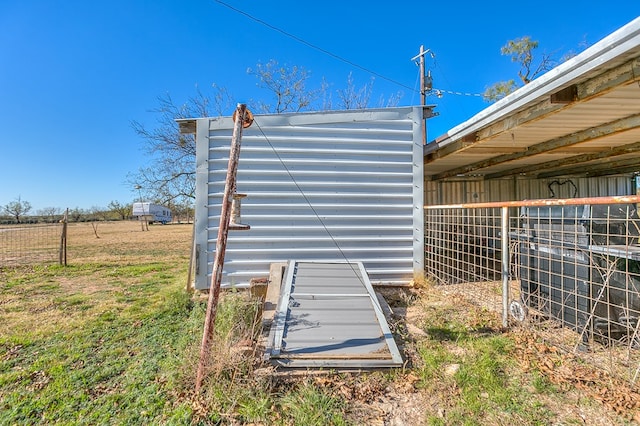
[513, 329, 640, 421]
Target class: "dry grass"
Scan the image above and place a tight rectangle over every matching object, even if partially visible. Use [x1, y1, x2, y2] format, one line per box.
[66, 221, 192, 263]
[0, 221, 193, 337]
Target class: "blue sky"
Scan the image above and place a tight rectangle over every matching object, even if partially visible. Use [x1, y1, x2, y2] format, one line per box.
[0, 1, 637, 212]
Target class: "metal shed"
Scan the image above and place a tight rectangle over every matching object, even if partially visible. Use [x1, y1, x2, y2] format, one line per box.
[182, 107, 424, 290]
[424, 16, 640, 203]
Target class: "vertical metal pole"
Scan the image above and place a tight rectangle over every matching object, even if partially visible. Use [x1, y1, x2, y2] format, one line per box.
[195, 103, 248, 393]
[501, 206, 510, 328]
[419, 45, 426, 146]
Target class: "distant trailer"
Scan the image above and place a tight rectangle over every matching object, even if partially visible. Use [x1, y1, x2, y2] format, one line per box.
[132, 202, 172, 224]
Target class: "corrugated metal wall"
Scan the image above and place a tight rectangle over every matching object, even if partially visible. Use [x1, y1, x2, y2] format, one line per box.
[194, 107, 424, 289]
[424, 175, 634, 205]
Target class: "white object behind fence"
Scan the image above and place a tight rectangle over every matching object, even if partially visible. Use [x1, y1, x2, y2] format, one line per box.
[132, 202, 172, 224]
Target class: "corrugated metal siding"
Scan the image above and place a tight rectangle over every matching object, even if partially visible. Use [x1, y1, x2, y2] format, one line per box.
[195, 107, 424, 289]
[424, 175, 634, 205]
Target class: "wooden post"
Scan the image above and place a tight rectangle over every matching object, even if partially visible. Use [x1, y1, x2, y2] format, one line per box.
[195, 103, 251, 392]
[186, 220, 196, 293]
[419, 45, 427, 146]
[59, 208, 68, 266]
[419, 45, 426, 107]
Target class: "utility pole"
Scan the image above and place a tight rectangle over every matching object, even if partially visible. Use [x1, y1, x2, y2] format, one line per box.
[419, 45, 426, 110]
[411, 45, 432, 145]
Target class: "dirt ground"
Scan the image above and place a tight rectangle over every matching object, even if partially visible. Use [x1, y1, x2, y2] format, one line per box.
[342, 285, 640, 425]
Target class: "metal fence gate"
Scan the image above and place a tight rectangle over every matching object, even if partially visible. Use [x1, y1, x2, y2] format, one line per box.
[425, 195, 640, 386]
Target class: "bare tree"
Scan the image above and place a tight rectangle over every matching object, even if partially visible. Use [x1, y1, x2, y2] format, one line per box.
[172, 198, 194, 223]
[247, 60, 318, 113]
[4, 197, 32, 224]
[131, 64, 317, 203]
[336, 73, 403, 110]
[337, 73, 374, 110]
[129, 87, 230, 203]
[87, 206, 105, 238]
[319, 77, 333, 111]
[68, 207, 85, 223]
[484, 36, 556, 102]
[38, 207, 62, 223]
[379, 91, 404, 108]
[132, 62, 408, 203]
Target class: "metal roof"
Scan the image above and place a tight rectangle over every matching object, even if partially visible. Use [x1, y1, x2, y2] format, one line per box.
[424, 17, 640, 182]
[264, 261, 403, 368]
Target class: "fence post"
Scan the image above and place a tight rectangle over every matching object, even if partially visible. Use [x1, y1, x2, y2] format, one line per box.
[59, 208, 68, 266]
[186, 220, 196, 293]
[501, 206, 509, 328]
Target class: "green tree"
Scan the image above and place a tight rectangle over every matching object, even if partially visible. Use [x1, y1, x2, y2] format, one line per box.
[68, 207, 85, 223]
[483, 80, 519, 103]
[108, 200, 132, 221]
[172, 198, 194, 223]
[4, 196, 32, 224]
[483, 36, 556, 102]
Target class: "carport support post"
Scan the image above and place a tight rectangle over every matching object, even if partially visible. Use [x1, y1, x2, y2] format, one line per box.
[195, 103, 247, 393]
[501, 206, 510, 328]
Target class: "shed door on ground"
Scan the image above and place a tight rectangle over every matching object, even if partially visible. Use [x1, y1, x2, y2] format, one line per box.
[265, 261, 403, 368]
[193, 107, 424, 289]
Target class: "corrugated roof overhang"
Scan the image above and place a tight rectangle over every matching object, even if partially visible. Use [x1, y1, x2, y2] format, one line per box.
[424, 17, 640, 182]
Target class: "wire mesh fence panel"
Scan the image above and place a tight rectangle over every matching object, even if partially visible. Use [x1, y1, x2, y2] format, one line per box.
[0, 223, 62, 266]
[424, 207, 509, 313]
[425, 198, 640, 386]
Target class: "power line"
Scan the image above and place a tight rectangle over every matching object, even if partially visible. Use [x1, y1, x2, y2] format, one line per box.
[214, 0, 484, 99]
[431, 88, 484, 98]
[214, 0, 415, 92]
[252, 117, 367, 285]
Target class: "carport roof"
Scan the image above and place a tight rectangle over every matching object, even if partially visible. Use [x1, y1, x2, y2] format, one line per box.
[424, 17, 640, 182]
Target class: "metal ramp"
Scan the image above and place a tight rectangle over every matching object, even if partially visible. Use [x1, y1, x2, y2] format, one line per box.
[264, 261, 403, 369]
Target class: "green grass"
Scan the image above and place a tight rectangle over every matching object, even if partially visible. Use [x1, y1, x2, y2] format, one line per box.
[0, 286, 197, 425]
[278, 383, 348, 425]
[416, 316, 554, 425]
[0, 246, 626, 425]
[0, 268, 582, 426]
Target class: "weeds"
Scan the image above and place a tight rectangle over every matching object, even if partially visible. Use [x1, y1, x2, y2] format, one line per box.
[0, 222, 633, 425]
[278, 382, 348, 425]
